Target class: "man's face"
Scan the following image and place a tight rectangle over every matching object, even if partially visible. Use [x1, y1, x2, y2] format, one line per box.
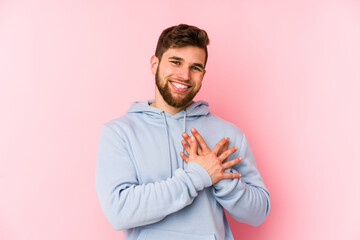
[153, 46, 206, 108]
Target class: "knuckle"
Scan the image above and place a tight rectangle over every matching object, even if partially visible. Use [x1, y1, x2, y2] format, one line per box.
[223, 152, 230, 158]
[216, 165, 223, 171]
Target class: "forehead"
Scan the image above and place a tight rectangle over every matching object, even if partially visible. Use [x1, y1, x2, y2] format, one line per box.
[162, 46, 206, 65]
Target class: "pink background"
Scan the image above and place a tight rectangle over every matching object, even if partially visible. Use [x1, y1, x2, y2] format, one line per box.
[1, 0, 360, 239]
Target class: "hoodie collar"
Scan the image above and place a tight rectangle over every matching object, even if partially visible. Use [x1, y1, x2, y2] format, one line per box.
[127, 99, 209, 119]
[127, 99, 209, 176]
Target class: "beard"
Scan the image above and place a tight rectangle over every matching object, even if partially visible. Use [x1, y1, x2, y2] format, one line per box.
[155, 68, 200, 108]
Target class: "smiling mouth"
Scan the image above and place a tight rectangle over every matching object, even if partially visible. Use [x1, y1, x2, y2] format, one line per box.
[169, 81, 191, 89]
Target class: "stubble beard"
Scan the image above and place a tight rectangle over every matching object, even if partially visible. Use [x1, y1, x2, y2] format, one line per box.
[155, 68, 200, 108]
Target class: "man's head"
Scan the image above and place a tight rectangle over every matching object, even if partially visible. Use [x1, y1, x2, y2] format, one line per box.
[155, 24, 210, 67]
[151, 24, 210, 109]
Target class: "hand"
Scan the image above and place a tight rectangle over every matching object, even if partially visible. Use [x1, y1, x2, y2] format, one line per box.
[180, 128, 242, 184]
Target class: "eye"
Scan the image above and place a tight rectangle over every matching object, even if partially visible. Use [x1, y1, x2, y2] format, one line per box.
[170, 61, 180, 65]
[191, 66, 202, 72]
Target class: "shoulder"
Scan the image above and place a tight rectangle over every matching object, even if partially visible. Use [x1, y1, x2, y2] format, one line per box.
[100, 113, 136, 138]
[205, 112, 245, 136]
[192, 112, 245, 149]
[104, 114, 132, 128]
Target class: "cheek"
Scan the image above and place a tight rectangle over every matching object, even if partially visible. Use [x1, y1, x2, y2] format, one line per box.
[160, 68, 175, 78]
[193, 75, 204, 86]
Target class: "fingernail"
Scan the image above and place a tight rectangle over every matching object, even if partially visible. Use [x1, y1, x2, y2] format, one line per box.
[191, 136, 195, 141]
[234, 146, 238, 150]
[191, 128, 196, 132]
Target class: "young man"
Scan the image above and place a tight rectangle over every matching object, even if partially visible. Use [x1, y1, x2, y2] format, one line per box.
[96, 24, 270, 240]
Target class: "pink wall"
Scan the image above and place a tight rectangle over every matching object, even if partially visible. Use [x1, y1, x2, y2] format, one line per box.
[1, 0, 359, 239]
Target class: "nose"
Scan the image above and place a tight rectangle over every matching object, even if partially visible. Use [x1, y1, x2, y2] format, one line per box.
[177, 66, 190, 81]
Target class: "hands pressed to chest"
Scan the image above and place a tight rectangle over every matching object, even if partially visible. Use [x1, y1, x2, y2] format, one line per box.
[180, 128, 242, 184]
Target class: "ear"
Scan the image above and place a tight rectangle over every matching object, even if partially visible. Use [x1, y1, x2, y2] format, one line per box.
[150, 55, 159, 75]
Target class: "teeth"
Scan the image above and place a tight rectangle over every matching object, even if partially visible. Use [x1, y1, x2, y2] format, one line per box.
[171, 82, 189, 89]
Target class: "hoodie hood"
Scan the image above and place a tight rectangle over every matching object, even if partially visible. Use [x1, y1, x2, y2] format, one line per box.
[127, 99, 210, 119]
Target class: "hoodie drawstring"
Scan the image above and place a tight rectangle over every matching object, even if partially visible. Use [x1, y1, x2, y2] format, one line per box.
[161, 111, 173, 177]
[182, 109, 187, 169]
[161, 109, 188, 176]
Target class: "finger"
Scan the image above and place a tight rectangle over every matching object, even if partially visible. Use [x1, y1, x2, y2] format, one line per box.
[218, 138, 229, 156]
[190, 135, 198, 155]
[183, 132, 203, 155]
[181, 132, 191, 145]
[190, 128, 210, 152]
[222, 172, 242, 179]
[222, 157, 242, 169]
[181, 139, 191, 155]
[219, 146, 238, 161]
[212, 137, 229, 155]
[180, 152, 189, 163]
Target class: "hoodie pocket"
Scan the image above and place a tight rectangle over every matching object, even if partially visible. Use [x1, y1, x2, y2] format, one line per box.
[137, 229, 216, 240]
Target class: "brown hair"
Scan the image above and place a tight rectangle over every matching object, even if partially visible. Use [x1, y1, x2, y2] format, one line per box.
[155, 24, 210, 66]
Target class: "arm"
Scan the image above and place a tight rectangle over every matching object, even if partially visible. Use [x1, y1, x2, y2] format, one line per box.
[181, 128, 270, 227]
[212, 134, 270, 226]
[95, 124, 213, 230]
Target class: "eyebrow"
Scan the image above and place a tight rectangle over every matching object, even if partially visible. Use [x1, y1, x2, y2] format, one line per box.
[168, 56, 205, 70]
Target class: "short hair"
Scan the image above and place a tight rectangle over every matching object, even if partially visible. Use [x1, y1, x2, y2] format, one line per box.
[155, 24, 210, 67]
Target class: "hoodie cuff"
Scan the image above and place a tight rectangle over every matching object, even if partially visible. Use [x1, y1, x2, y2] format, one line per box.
[185, 162, 212, 191]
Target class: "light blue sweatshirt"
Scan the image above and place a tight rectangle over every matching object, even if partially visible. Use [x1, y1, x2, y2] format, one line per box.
[95, 100, 270, 240]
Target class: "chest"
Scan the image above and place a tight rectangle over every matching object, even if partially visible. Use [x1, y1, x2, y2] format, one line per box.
[126, 120, 187, 184]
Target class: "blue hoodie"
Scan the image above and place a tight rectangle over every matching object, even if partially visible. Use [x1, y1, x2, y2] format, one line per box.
[95, 100, 270, 240]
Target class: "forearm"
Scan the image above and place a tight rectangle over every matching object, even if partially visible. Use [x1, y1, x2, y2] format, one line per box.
[95, 162, 212, 230]
[212, 171, 270, 226]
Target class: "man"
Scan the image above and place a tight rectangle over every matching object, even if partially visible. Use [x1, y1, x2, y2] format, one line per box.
[95, 24, 270, 240]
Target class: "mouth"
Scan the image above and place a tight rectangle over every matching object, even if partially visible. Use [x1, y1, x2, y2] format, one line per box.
[169, 81, 191, 92]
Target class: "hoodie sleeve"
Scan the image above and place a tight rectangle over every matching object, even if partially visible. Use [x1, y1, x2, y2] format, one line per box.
[212, 133, 270, 226]
[95, 124, 212, 230]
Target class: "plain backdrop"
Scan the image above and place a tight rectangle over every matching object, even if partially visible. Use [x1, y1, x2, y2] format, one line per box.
[1, 0, 359, 239]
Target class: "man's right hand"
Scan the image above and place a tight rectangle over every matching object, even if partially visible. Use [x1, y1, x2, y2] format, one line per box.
[180, 128, 242, 184]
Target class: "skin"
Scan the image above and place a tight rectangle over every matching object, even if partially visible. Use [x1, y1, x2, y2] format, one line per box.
[150, 46, 241, 184]
[150, 46, 206, 115]
[180, 128, 242, 184]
